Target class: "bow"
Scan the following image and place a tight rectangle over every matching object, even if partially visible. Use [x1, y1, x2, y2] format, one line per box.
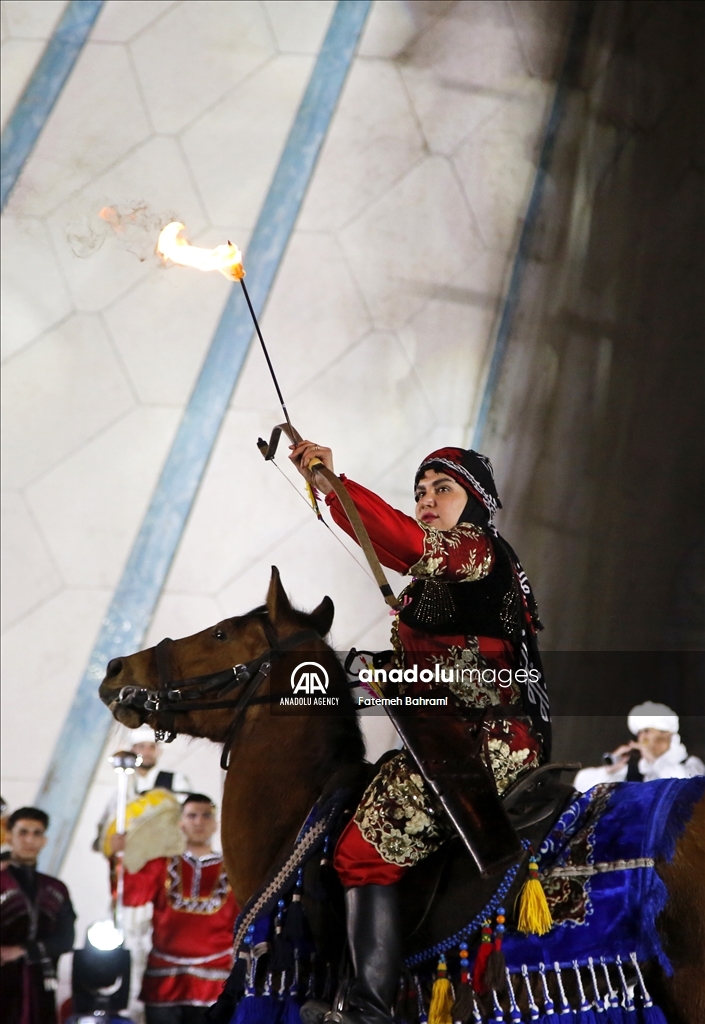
[156, 223, 400, 611]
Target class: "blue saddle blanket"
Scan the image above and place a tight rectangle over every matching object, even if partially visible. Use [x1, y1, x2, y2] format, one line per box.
[502, 776, 705, 973]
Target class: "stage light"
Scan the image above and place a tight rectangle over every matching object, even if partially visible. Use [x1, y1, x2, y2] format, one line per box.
[86, 920, 123, 951]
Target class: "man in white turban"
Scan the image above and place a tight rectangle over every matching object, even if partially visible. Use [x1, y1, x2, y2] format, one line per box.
[574, 701, 704, 791]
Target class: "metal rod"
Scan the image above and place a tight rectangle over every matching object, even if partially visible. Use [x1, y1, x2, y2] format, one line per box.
[238, 274, 321, 518]
[114, 769, 128, 935]
[239, 277, 299, 443]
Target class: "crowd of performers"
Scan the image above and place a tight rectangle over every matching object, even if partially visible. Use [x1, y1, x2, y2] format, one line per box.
[2, 445, 703, 1024]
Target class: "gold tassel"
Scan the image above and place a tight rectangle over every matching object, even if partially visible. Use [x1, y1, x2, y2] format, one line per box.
[516, 855, 553, 935]
[428, 955, 454, 1024]
[305, 481, 323, 520]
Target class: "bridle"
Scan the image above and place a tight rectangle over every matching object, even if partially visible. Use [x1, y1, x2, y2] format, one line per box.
[114, 609, 322, 770]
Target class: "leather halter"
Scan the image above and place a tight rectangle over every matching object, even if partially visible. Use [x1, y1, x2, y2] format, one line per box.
[115, 611, 322, 769]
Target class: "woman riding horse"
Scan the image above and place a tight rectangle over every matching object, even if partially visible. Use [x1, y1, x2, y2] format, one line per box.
[290, 442, 550, 1024]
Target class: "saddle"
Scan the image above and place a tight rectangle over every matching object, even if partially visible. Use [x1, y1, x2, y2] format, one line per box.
[401, 761, 580, 948]
[504, 761, 580, 849]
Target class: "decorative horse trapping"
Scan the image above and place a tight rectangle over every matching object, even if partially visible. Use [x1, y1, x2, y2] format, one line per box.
[208, 776, 703, 1024]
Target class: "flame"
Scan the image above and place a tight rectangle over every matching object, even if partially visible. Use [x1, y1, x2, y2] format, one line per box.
[156, 222, 244, 280]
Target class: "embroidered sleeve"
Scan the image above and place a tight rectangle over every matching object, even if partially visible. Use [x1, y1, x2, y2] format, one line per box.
[325, 476, 425, 573]
[408, 522, 493, 581]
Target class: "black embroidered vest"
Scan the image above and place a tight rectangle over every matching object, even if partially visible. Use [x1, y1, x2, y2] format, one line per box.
[398, 535, 522, 640]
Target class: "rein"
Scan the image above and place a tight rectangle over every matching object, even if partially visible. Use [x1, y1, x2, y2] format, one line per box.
[115, 613, 322, 770]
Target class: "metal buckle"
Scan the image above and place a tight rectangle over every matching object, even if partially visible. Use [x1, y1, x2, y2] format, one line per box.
[166, 688, 182, 701]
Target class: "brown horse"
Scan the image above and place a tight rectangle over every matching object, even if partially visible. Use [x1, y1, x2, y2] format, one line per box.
[99, 568, 705, 1024]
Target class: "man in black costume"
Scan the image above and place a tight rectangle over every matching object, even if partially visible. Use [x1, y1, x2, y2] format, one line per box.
[0, 807, 76, 1024]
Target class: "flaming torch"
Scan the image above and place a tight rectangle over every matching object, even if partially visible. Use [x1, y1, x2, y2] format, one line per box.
[156, 221, 320, 513]
[157, 221, 245, 281]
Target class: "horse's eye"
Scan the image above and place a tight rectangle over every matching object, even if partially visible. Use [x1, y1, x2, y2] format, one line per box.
[214, 629, 227, 641]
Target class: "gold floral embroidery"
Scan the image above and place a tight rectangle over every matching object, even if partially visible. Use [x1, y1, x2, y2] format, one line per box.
[408, 523, 492, 582]
[354, 753, 449, 866]
[487, 737, 539, 794]
[433, 641, 523, 709]
[431, 640, 500, 708]
[389, 615, 403, 667]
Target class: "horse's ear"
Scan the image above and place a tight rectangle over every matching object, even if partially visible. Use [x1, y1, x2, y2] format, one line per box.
[266, 566, 293, 623]
[308, 596, 334, 637]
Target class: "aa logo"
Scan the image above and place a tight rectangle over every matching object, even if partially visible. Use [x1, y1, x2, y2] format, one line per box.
[291, 662, 329, 695]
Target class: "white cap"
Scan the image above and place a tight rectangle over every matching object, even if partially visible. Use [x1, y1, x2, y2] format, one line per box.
[627, 701, 679, 736]
[130, 724, 157, 743]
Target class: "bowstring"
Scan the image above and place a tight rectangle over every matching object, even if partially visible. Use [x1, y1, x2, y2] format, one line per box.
[269, 459, 377, 585]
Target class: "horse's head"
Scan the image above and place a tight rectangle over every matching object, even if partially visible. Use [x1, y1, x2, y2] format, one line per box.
[99, 566, 336, 744]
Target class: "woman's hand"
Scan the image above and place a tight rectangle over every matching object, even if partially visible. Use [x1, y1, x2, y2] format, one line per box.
[289, 441, 335, 495]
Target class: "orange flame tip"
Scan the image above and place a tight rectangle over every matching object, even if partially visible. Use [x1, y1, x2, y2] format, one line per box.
[156, 221, 245, 280]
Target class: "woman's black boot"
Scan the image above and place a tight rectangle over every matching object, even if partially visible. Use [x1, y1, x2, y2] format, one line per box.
[301, 884, 401, 1024]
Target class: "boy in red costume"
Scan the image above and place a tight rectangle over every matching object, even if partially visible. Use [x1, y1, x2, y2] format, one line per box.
[112, 794, 238, 1024]
[291, 442, 549, 1024]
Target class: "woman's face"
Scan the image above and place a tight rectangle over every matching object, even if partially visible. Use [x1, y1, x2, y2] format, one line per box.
[414, 470, 468, 530]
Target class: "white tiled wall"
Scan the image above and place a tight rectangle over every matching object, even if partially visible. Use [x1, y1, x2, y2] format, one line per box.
[1, 0, 572, 1001]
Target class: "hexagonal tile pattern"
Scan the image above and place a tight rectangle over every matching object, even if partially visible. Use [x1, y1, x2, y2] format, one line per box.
[91, 0, 177, 43]
[453, 79, 551, 251]
[164, 408, 312, 596]
[130, 0, 275, 134]
[1, 489, 62, 630]
[104, 261, 230, 406]
[231, 231, 371, 410]
[1, 215, 73, 360]
[297, 59, 427, 233]
[397, 248, 510, 426]
[289, 329, 437, 484]
[0, 587, 112, 788]
[2, 0, 65, 39]
[26, 405, 181, 588]
[400, 0, 529, 156]
[7, 42, 151, 218]
[263, 0, 334, 54]
[339, 156, 484, 330]
[46, 135, 207, 313]
[181, 53, 314, 229]
[358, 0, 455, 60]
[1, 313, 135, 490]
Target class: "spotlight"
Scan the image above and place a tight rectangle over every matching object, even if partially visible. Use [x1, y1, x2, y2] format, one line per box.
[86, 920, 123, 951]
[71, 922, 131, 1016]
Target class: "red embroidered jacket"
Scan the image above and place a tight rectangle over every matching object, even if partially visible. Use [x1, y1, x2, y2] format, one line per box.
[123, 852, 238, 1007]
[325, 476, 543, 785]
